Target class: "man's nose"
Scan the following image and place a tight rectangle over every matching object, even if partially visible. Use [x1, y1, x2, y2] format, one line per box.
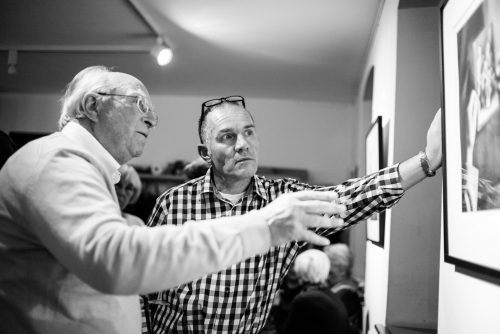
[144, 110, 159, 129]
[235, 134, 249, 151]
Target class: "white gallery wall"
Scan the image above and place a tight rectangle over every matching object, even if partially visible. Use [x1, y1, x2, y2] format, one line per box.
[389, 5, 441, 330]
[356, 0, 500, 333]
[362, 2, 443, 332]
[355, 1, 441, 332]
[354, 0, 399, 330]
[438, 231, 500, 334]
[0, 93, 356, 185]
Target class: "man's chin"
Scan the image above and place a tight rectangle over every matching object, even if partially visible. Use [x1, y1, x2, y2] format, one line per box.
[132, 147, 144, 158]
[234, 163, 257, 177]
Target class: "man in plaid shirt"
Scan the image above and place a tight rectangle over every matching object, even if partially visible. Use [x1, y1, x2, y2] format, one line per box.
[145, 96, 442, 333]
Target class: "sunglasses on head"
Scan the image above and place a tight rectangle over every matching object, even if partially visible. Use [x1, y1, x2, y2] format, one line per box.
[201, 95, 246, 115]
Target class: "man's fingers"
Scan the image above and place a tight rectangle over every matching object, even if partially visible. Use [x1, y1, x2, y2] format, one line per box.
[293, 190, 339, 202]
[299, 230, 331, 247]
[300, 200, 347, 217]
[305, 214, 344, 229]
[266, 190, 349, 247]
[330, 217, 345, 228]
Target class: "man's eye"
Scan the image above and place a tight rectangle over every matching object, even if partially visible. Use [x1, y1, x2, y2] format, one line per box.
[138, 98, 151, 114]
[222, 134, 234, 141]
[244, 129, 254, 136]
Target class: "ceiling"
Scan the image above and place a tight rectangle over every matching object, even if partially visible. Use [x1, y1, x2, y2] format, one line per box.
[0, 0, 387, 104]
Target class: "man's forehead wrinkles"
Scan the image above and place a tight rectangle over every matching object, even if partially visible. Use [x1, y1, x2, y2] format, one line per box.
[210, 112, 253, 127]
[213, 123, 255, 134]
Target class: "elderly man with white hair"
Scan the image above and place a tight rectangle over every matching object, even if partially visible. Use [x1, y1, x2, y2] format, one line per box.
[0, 66, 347, 334]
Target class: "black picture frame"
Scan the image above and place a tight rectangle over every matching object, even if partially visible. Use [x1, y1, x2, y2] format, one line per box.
[441, 0, 500, 277]
[365, 116, 385, 247]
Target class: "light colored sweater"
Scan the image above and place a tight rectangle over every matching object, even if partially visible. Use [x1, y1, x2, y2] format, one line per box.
[0, 122, 271, 334]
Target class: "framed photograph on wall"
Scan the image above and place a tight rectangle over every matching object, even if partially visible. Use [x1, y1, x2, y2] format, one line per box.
[442, 0, 500, 276]
[365, 116, 385, 246]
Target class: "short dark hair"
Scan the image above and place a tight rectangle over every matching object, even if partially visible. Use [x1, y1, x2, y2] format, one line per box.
[197, 102, 254, 144]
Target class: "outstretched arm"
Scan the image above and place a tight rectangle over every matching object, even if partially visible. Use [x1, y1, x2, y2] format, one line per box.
[399, 109, 442, 190]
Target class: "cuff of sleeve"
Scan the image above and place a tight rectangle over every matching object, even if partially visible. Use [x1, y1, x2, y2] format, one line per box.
[394, 163, 404, 191]
[382, 163, 405, 204]
[239, 211, 272, 257]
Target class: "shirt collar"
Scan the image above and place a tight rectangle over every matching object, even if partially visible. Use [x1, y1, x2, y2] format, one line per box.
[201, 168, 269, 202]
[253, 174, 269, 201]
[61, 121, 121, 184]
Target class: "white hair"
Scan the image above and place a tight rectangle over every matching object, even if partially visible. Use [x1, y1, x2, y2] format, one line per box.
[58, 65, 112, 130]
[293, 249, 330, 285]
[323, 243, 353, 280]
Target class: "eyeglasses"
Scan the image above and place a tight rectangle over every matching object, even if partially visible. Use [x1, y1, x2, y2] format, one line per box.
[97, 92, 154, 116]
[201, 95, 246, 115]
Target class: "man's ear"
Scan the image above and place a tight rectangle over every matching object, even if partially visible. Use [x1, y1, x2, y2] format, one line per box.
[197, 144, 211, 163]
[81, 93, 99, 122]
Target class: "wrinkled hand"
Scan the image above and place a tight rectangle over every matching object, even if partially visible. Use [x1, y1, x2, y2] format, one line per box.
[260, 190, 347, 247]
[425, 109, 443, 171]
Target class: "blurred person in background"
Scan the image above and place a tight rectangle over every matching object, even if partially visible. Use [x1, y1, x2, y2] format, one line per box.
[183, 156, 210, 179]
[116, 164, 143, 226]
[324, 243, 363, 333]
[282, 248, 352, 334]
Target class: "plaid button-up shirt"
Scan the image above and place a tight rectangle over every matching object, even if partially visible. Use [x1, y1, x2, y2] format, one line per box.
[144, 165, 403, 334]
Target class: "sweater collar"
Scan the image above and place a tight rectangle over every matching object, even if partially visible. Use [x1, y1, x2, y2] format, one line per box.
[61, 121, 121, 183]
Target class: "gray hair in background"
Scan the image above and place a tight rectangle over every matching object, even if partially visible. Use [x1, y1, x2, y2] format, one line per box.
[323, 243, 353, 280]
[293, 249, 330, 285]
[58, 65, 112, 130]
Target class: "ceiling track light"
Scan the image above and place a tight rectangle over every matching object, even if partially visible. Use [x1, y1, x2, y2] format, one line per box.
[150, 37, 173, 66]
[0, 45, 155, 74]
[126, 0, 174, 66]
[1, 0, 173, 74]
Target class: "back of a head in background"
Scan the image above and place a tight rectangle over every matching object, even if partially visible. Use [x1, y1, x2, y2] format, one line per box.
[183, 157, 210, 179]
[293, 249, 330, 285]
[323, 243, 353, 280]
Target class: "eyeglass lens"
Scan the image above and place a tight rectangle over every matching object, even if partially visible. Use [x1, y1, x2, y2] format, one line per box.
[136, 96, 148, 114]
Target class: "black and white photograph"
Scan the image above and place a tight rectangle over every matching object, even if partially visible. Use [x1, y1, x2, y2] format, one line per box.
[0, 1, 496, 334]
[442, 0, 500, 277]
[457, 0, 500, 212]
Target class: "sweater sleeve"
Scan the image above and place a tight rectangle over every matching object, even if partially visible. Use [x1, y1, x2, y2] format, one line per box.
[24, 151, 271, 295]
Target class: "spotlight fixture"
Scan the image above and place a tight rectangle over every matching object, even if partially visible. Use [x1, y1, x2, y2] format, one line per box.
[1, 1, 174, 72]
[127, 0, 174, 67]
[150, 37, 172, 66]
[7, 49, 17, 75]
